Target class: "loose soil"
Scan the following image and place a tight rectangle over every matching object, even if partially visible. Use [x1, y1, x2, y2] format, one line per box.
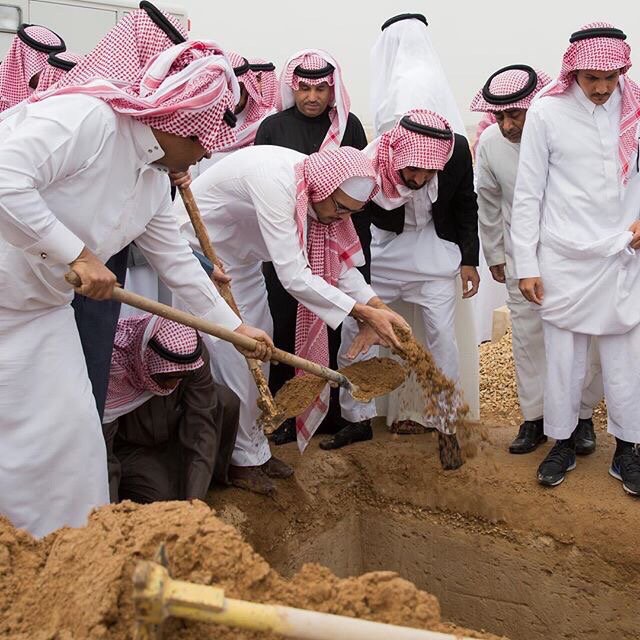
[207, 423, 640, 640]
[1, 332, 636, 640]
[273, 357, 406, 419]
[0, 501, 498, 640]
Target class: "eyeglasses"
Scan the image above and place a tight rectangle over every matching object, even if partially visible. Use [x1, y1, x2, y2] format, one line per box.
[331, 194, 364, 215]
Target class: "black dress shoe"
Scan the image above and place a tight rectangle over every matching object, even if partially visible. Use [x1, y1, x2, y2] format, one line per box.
[509, 419, 546, 454]
[270, 418, 296, 446]
[319, 420, 373, 450]
[573, 418, 596, 455]
[537, 438, 576, 487]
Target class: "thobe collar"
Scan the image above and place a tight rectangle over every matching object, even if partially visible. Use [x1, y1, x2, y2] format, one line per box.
[130, 119, 168, 172]
[570, 78, 622, 115]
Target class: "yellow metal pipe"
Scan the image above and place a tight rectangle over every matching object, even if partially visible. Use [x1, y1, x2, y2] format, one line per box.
[133, 561, 479, 640]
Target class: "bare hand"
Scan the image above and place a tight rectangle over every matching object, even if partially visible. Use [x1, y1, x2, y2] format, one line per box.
[489, 263, 506, 284]
[519, 277, 544, 305]
[351, 303, 410, 351]
[345, 323, 378, 359]
[210, 264, 231, 285]
[460, 266, 480, 298]
[69, 247, 117, 300]
[169, 170, 192, 189]
[629, 220, 640, 250]
[233, 324, 274, 361]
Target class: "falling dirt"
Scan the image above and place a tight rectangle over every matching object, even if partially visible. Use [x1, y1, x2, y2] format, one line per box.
[273, 357, 406, 420]
[392, 325, 468, 432]
[0, 501, 501, 640]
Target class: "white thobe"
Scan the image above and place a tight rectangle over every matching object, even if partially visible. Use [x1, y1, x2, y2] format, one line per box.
[171, 145, 376, 462]
[370, 171, 466, 433]
[511, 80, 640, 440]
[0, 95, 240, 537]
[477, 123, 602, 421]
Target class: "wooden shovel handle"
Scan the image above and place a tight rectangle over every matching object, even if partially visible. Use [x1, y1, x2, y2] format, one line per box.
[65, 272, 349, 388]
[178, 185, 239, 316]
[177, 185, 282, 420]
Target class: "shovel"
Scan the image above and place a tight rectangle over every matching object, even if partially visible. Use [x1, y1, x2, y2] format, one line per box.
[65, 272, 403, 406]
[177, 185, 283, 432]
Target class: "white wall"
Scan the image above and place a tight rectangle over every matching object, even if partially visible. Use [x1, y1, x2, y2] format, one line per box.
[181, 0, 639, 129]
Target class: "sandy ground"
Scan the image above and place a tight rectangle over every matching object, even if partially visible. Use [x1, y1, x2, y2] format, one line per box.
[207, 417, 640, 640]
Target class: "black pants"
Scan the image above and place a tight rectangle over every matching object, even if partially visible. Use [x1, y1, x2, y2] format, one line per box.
[72, 245, 130, 420]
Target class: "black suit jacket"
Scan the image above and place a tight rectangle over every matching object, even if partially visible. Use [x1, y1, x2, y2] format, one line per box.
[370, 133, 479, 266]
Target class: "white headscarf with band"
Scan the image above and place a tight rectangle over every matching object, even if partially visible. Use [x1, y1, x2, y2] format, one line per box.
[279, 48, 350, 150]
[370, 14, 465, 136]
[293, 146, 378, 451]
[540, 21, 640, 185]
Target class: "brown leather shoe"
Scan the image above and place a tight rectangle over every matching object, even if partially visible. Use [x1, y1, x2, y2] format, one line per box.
[261, 456, 294, 479]
[228, 465, 275, 495]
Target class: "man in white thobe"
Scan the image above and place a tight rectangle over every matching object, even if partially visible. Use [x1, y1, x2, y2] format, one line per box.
[370, 12, 482, 432]
[0, 38, 271, 537]
[511, 22, 640, 493]
[471, 64, 603, 455]
[365, 108, 473, 469]
[172, 145, 409, 493]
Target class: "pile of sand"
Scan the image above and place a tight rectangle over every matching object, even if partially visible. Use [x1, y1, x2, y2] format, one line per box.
[0, 501, 498, 640]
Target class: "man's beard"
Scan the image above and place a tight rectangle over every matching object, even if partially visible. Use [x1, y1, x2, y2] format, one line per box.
[400, 172, 426, 191]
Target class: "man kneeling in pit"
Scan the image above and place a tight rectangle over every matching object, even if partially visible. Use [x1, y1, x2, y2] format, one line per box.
[103, 315, 240, 503]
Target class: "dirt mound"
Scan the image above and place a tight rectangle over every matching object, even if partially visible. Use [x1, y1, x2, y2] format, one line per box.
[0, 501, 498, 639]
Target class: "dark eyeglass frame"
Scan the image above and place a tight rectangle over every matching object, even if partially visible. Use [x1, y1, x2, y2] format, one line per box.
[330, 194, 364, 215]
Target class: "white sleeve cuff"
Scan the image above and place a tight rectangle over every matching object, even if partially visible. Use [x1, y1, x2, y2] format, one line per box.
[24, 220, 85, 265]
[514, 255, 541, 279]
[200, 299, 242, 331]
[354, 284, 377, 305]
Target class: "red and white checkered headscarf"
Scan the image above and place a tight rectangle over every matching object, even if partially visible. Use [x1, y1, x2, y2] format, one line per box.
[218, 52, 277, 151]
[293, 147, 378, 451]
[35, 51, 83, 92]
[0, 25, 65, 112]
[542, 22, 640, 184]
[31, 39, 239, 152]
[279, 49, 350, 151]
[38, 6, 186, 90]
[104, 314, 204, 423]
[470, 66, 552, 112]
[472, 113, 497, 158]
[374, 109, 454, 201]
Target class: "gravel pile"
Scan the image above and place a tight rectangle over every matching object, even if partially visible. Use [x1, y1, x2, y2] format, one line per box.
[479, 329, 607, 426]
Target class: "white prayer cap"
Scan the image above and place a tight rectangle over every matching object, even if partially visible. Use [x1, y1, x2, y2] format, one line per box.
[339, 176, 376, 201]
